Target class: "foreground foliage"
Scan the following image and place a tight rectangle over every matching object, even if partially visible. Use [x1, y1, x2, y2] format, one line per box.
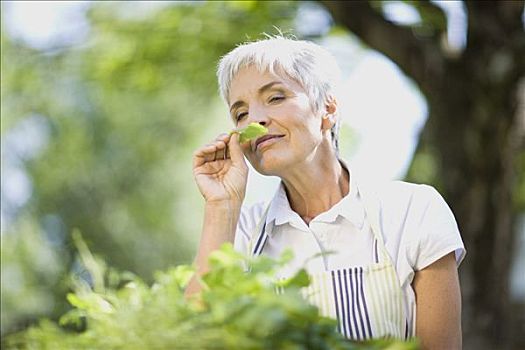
[5, 238, 418, 350]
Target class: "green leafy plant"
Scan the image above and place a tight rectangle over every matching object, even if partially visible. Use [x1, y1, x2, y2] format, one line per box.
[232, 123, 268, 143]
[5, 238, 419, 350]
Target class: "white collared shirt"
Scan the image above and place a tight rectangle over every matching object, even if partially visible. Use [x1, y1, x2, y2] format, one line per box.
[234, 165, 466, 330]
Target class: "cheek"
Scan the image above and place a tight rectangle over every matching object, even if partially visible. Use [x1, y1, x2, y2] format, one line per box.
[294, 113, 321, 137]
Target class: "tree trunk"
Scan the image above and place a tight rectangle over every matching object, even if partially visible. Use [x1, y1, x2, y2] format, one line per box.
[320, 1, 525, 348]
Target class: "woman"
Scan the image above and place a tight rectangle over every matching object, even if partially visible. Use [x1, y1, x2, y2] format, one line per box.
[187, 36, 466, 349]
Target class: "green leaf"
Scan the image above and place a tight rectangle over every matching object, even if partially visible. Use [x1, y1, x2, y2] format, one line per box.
[232, 122, 268, 143]
[276, 269, 310, 289]
[58, 309, 86, 329]
[66, 293, 88, 310]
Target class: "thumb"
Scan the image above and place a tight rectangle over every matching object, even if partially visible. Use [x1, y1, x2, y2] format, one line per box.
[228, 133, 245, 164]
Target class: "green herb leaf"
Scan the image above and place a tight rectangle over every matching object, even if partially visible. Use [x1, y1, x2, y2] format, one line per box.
[232, 123, 268, 143]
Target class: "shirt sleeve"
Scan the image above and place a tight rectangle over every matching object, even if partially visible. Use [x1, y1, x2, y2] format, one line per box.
[407, 185, 466, 271]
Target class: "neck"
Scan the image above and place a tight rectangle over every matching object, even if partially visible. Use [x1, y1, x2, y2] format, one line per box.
[281, 150, 349, 225]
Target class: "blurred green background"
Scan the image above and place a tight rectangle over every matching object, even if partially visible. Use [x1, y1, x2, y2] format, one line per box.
[1, 1, 524, 349]
[0, 0, 308, 335]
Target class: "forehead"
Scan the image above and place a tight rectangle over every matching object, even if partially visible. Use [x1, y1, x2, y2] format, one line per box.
[228, 66, 304, 104]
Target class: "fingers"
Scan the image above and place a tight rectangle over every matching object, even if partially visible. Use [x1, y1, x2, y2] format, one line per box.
[214, 133, 229, 160]
[228, 132, 244, 163]
[192, 131, 247, 170]
[192, 134, 229, 168]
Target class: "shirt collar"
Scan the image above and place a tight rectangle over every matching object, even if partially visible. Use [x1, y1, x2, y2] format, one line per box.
[266, 182, 304, 232]
[265, 159, 365, 235]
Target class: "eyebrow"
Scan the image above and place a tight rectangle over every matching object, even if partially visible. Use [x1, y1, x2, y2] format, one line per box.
[229, 81, 284, 113]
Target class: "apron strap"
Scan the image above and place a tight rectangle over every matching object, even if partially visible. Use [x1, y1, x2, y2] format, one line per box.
[354, 176, 394, 265]
[355, 180, 384, 246]
[248, 204, 271, 257]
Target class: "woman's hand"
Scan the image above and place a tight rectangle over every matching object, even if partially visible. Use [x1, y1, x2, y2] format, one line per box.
[193, 133, 248, 204]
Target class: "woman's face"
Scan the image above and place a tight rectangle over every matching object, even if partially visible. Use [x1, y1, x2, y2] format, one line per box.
[228, 66, 327, 176]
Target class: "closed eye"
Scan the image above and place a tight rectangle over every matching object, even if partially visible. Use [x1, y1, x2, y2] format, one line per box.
[236, 112, 248, 121]
[269, 95, 285, 103]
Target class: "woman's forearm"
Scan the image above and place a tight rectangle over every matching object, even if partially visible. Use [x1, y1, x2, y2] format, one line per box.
[184, 200, 242, 297]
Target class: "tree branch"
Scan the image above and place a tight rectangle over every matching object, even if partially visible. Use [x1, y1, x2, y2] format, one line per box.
[320, 0, 445, 94]
[465, 0, 525, 49]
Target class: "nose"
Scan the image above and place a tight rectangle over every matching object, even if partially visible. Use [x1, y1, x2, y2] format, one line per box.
[248, 106, 269, 126]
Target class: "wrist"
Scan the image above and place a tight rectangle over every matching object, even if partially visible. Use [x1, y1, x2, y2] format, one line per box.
[205, 199, 242, 211]
[203, 200, 242, 234]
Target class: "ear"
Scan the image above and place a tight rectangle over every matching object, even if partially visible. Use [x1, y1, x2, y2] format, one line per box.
[321, 96, 338, 131]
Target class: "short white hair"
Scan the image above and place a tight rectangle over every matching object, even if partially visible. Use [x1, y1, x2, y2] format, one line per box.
[216, 35, 342, 152]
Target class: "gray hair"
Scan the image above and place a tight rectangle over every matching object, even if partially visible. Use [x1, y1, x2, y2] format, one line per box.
[216, 35, 342, 153]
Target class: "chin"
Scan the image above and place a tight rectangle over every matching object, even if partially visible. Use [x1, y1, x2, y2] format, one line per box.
[249, 153, 292, 177]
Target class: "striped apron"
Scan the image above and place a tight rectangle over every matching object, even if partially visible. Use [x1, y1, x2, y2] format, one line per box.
[248, 182, 412, 340]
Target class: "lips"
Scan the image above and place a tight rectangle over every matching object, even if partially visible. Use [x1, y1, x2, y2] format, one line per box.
[254, 134, 284, 150]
